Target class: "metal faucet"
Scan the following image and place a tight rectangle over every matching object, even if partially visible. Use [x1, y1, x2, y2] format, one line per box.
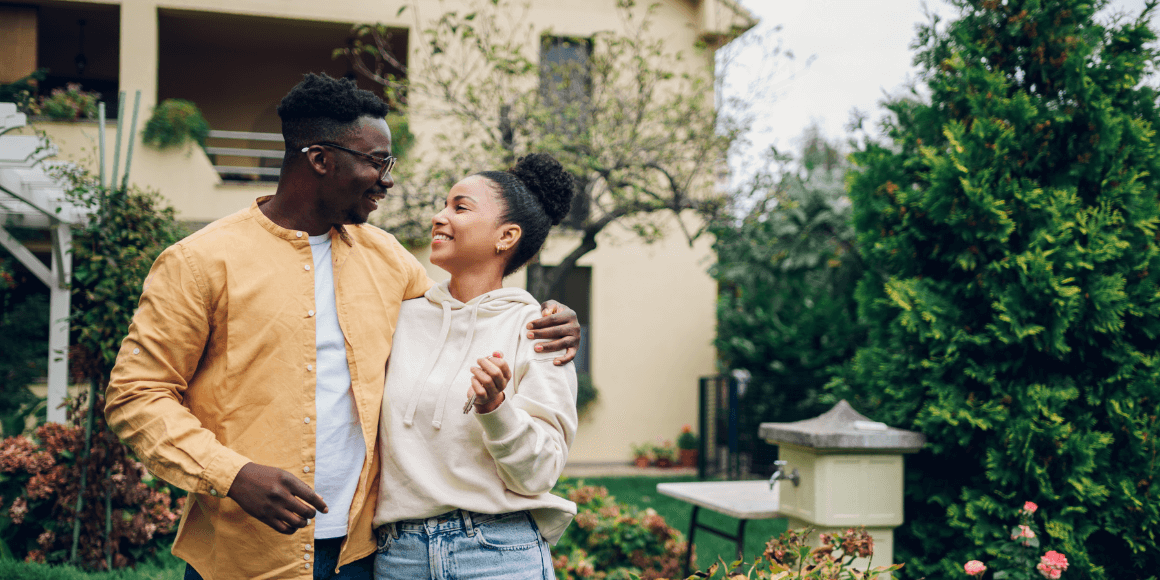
[769, 460, 800, 489]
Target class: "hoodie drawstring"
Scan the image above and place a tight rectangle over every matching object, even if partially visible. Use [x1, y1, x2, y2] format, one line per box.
[402, 301, 454, 427]
[431, 303, 480, 429]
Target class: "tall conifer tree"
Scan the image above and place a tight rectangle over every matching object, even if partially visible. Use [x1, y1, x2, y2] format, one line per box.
[839, 1, 1160, 577]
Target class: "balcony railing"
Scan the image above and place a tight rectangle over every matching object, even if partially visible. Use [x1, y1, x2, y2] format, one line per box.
[205, 130, 284, 181]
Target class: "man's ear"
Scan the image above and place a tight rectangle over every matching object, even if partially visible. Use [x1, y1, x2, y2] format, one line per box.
[302, 146, 332, 176]
[499, 224, 522, 250]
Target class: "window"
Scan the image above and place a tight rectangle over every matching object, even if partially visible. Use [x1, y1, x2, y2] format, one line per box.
[539, 36, 591, 106]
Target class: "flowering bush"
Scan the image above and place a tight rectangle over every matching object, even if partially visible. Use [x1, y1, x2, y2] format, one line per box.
[962, 502, 1069, 580]
[692, 527, 902, 579]
[552, 481, 687, 579]
[0, 394, 183, 569]
[33, 84, 100, 120]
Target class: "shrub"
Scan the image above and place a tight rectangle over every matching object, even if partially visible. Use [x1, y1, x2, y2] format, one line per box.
[0, 394, 183, 569]
[35, 84, 99, 121]
[141, 99, 210, 150]
[0, 254, 48, 435]
[692, 527, 901, 580]
[835, 0, 1160, 577]
[56, 165, 185, 377]
[576, 372, 598, 419]
[677, 425, 697, 451]
[0, 68, 47, 113]
[552, 481, 687, 579]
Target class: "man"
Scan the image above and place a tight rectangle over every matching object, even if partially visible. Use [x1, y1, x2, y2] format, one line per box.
[104, 74, 579, 580]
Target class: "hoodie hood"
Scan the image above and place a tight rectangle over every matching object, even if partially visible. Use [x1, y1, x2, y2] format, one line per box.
[425, 280, 541, 312]
[402, 281, 540, 428]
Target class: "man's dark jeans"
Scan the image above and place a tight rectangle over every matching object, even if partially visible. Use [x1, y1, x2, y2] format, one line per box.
[183, 537, 374, 580]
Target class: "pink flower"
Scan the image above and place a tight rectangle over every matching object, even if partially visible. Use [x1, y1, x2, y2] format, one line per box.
[964, 560, 987, 576]
[1012, 524, 1036, 544]
[1023, 501, 1038, 514]
[1037, 551, 1068, 578]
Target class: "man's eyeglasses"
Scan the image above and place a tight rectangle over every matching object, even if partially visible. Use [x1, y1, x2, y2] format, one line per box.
[301, 143, 396, 181]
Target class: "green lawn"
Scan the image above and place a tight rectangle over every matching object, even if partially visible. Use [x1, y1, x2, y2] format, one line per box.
[557, 474, 788, 572]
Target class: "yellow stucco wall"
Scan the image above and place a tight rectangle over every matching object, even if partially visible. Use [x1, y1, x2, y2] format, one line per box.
[16, 0, 748, 463]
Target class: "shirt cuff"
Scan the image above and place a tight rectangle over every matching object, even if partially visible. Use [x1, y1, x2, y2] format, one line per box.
[476, 399, 522, 444]
[198, 446, 252, 498]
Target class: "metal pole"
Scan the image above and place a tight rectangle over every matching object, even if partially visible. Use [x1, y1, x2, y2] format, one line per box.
[727, 376, 739, 480]
[120, 91, 142, 191]
[98, 102, 106, 189]
[109, 92, 126, 189]
[105, 476, 112, 569]
[70, 377, 99, 563]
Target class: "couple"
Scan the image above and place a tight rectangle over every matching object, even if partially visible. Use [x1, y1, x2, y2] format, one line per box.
[105, 73, 580, 580]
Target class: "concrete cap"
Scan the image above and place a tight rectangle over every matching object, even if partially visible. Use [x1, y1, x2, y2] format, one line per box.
[759, 400, 925, 453]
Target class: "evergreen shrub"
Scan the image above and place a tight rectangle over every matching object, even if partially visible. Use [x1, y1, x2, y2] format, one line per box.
[711, 135, 864, 470]
[835, 0, 1160, 577]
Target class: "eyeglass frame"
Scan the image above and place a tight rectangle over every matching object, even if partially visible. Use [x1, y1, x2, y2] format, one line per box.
[300, 142, 397, 181]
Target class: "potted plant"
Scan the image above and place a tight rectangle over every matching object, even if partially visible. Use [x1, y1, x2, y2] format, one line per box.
[630, 442, 653, 468]
[33, 83, 100, 120]
[652, 440, 676, 468]
[142, 99, 211, 150]
[677, 424, 699, 468]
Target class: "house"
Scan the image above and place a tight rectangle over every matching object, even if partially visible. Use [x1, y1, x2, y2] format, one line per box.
[0, 0, 756, 462]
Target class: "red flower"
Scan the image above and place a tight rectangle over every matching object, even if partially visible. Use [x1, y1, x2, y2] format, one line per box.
[1022, 501, 1038, 515]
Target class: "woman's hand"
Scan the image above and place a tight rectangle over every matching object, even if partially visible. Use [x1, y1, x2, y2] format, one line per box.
[468, 351, 512, 414]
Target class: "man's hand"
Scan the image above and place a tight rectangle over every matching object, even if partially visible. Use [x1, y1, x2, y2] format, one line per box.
[227, 462, 328, 534]
[528, 300, 581, 365]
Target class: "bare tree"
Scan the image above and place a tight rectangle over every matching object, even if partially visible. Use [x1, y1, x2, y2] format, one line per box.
[340, 0, 780, 298]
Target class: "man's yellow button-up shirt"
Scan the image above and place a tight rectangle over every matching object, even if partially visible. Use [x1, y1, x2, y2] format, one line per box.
[106, 198, 432, 579]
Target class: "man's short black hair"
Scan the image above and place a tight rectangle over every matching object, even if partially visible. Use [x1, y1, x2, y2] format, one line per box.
[277, 73, 390, 150]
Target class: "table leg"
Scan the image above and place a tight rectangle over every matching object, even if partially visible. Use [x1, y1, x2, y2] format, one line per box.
[684, 505, 700, 578]
[735, 518, 748, 562]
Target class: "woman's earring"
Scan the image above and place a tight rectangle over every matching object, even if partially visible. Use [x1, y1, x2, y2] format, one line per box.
[495, 244, 503, 254]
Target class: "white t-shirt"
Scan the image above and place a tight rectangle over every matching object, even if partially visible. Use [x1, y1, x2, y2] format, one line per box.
[309, 233, 365, 539]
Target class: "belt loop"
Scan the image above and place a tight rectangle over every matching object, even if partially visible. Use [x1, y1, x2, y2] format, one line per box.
[462, 509, 476, 537]
[389, 522, 399, 540]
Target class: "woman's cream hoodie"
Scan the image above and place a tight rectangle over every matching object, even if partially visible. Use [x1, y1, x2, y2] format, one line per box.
[372, 281, 578, 543]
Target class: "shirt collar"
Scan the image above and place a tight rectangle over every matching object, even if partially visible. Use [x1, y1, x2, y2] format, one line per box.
[250, 196, 353, 246]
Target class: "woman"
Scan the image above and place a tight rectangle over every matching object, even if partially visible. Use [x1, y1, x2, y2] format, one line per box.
[372, 153, 578, 580]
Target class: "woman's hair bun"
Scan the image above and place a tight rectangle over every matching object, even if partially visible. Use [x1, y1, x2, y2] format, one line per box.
[509, 153, 575, 226]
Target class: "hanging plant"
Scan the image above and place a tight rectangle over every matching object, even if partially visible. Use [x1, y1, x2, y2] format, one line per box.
[141, 99, 210, 150]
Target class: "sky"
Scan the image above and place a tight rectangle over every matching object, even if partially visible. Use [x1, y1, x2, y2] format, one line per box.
[728, 0, 1158, 169]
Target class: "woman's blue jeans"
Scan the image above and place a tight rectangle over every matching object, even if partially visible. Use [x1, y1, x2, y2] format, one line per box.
[373, 510, 556, 580]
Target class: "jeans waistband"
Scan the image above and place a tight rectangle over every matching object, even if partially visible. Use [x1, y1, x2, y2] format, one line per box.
[378, 510, 528, 539]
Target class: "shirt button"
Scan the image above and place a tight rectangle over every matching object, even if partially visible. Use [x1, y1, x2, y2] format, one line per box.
[305, 563, 311, 571]
[303, 466, 311, 473]
[209, 489, 217, 497]
[304, 554, 311, 561]
[307, 364, 314, 371]
[296, 232, 303, 238]
[308, 310, 315, 317]
[305, 544, 312, 551]
[132, 348, 140, 355]
[304, 264, 311, 271]
[304, 417, 311, 424]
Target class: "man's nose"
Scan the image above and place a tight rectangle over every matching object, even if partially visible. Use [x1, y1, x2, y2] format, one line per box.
[378, 172, 395, 188]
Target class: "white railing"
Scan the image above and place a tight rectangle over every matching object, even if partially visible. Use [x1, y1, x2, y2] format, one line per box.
[205, 130, 284, 180]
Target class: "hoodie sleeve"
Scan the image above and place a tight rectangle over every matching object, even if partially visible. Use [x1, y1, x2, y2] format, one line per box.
[474, 325, 579, 496]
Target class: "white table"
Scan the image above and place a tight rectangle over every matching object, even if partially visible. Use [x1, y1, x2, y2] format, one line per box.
[656, 480, 784, 576]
